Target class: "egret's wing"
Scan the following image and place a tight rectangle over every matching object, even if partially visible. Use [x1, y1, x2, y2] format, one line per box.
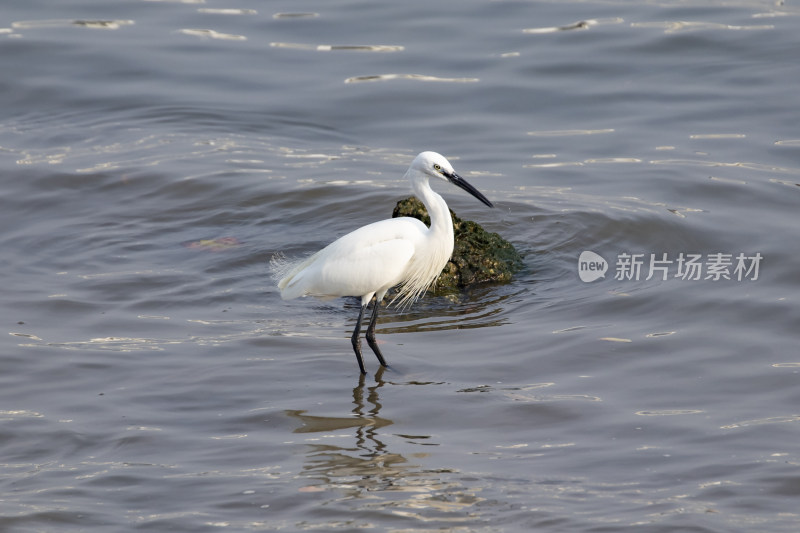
[315, 239, 414, 298]
[278, 218, 426, 301]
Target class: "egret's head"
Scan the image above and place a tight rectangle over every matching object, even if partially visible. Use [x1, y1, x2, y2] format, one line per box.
[414, 151, 456, 181]
[411, 151, 494, 208]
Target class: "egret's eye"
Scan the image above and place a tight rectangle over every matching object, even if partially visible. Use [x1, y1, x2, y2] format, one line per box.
[433, 164, 442, 172]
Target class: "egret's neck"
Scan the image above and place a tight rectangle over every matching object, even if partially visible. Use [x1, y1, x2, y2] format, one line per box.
[411, 176, 453, 240]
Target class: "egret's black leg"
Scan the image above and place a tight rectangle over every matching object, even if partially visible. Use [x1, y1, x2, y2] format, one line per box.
[365, 296, 388, 367]
[351, 304, 367, 374]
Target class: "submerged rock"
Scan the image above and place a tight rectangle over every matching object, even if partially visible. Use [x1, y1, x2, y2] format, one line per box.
[392, 196, 523, 292]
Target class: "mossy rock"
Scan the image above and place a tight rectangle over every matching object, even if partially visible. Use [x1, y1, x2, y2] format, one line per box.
[392, 196, 523, 292]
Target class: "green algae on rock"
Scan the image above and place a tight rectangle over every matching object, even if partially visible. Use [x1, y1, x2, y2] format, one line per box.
[392, 196, 522, 292]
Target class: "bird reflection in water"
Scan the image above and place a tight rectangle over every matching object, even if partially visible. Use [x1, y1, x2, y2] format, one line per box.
[285, 370, 484, 522]
[287, 368, 399, 480]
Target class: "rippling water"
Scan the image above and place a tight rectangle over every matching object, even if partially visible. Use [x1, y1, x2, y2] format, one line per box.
[2, 0, 800, 531]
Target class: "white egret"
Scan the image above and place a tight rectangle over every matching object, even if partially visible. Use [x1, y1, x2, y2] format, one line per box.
[276, 151, 494, 373]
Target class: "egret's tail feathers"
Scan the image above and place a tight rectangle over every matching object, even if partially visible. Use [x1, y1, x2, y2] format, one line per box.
[269, 252, 291, 285]
[270, 252, 303, 300]
[270, 251, 321, 300]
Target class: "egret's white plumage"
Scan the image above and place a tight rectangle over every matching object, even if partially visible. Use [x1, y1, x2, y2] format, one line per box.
[275, 151, 493, 374]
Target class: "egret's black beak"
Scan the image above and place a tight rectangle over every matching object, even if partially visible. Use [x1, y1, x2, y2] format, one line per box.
[447, 172, 494, 208]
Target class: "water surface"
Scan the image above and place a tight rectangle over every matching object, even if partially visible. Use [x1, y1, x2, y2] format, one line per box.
[2, 0, 799, 531]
